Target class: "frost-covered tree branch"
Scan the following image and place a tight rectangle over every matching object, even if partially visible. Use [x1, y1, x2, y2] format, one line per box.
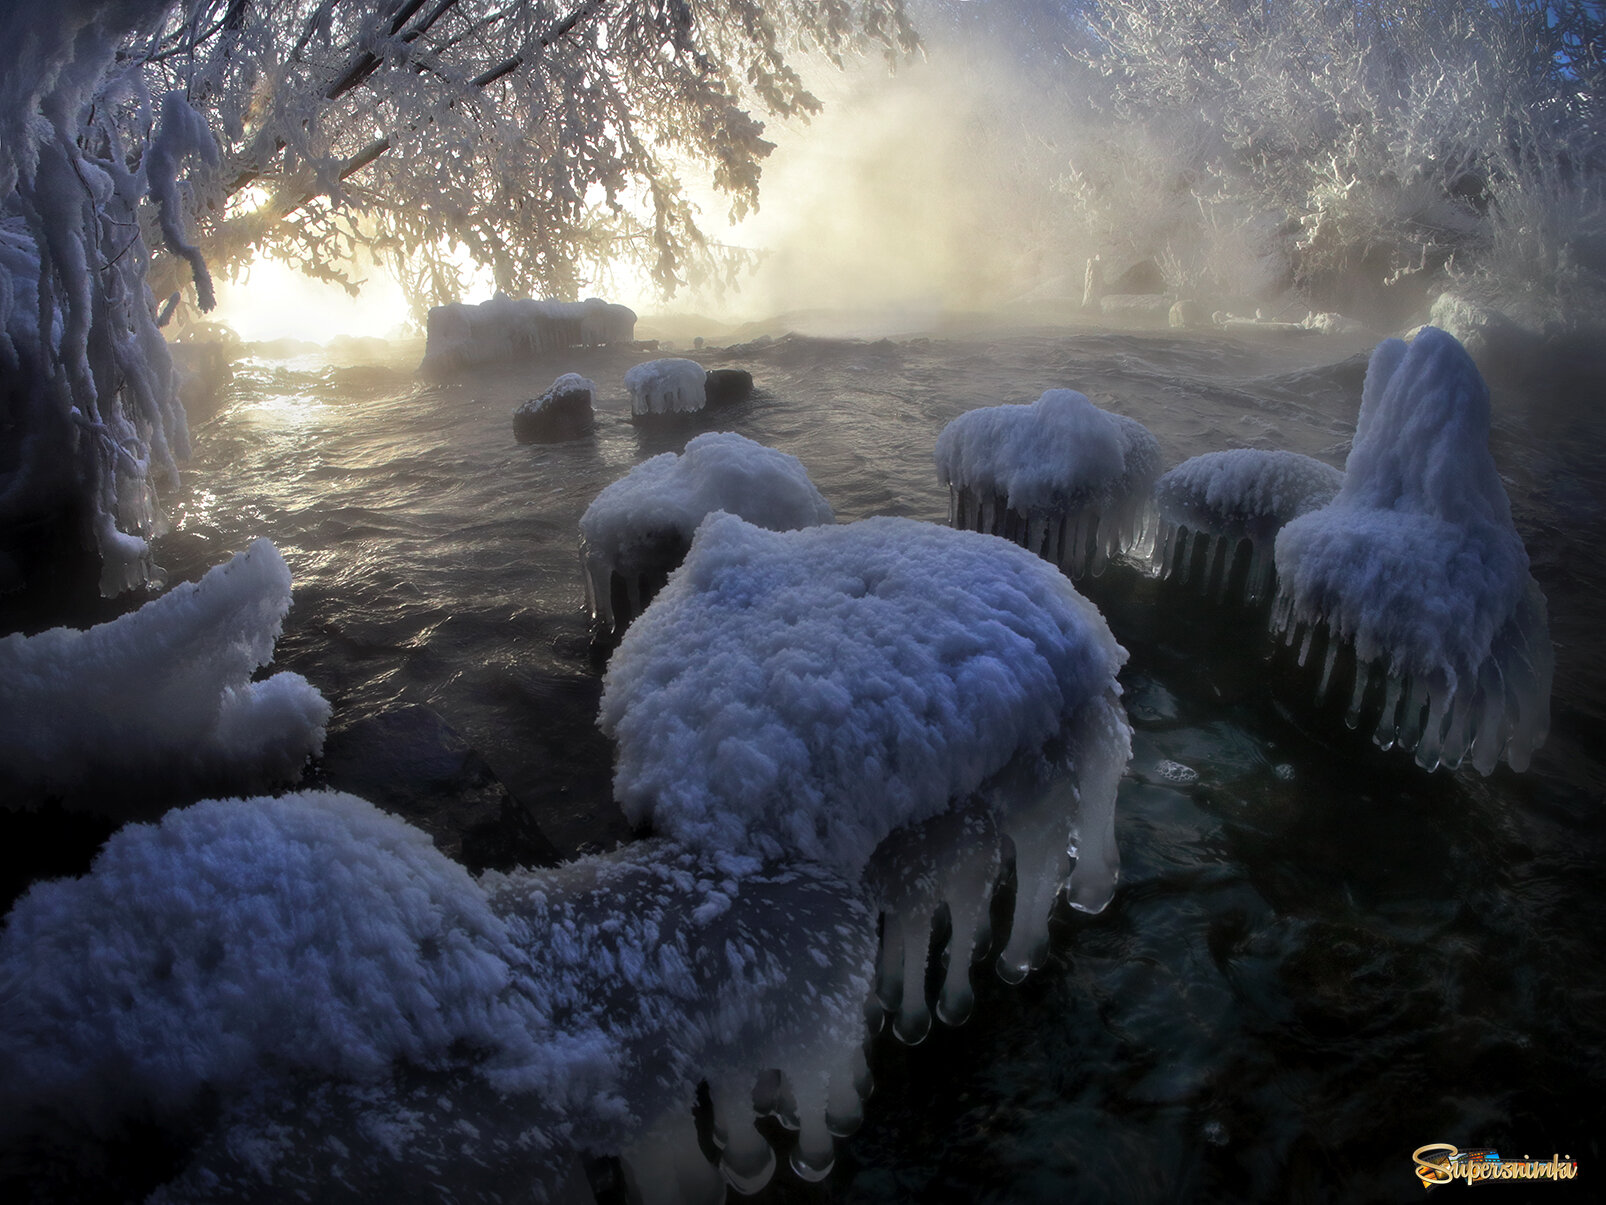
[0, 0, 919, 596]
[1055, 0, 1606, 321]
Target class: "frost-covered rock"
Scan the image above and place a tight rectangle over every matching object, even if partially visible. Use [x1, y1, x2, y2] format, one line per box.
[1272, 328, 1552, 773]
[936, 389, 1162, 577]
[579, 432, 833, 633]
[418, 295, 635, 379]
[0, 539, 330, 811]
[1154, 449, 1344, 604]
[0, 792, 876, 1199]
[625, 357, 710, 416]
[599, 513, 1129, 892]
[0, 792, 557, 1130]
[512, 372, 595, 443]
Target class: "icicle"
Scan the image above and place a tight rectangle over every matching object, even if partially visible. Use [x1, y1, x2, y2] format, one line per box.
[787, 1067, 835, 1182]
[1374, 675, 1405, 750]
[621, 1108, 726, 1205]
[1316, 632, 1341, 703]
[710, 1074, 776, 1194]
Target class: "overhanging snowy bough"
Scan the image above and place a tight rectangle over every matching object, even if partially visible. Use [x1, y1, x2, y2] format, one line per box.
[1271, 328, 1552, 773]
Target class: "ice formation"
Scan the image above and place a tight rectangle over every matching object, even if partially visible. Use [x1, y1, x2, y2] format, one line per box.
[1272, 328, 1552, 773]
[578, 432, 834, 634]
[0, 539, 330, 810]
[600, 515, 1130, 969]
[417, 294, 636, 378]
[625, 357, 712, 416]
[1154, 449, 1344, 604]
[2, 3, 196, 594]
[513, 372, 595, 443]
[0, 791, 876, 1200]
[935, 389, 1162, 577]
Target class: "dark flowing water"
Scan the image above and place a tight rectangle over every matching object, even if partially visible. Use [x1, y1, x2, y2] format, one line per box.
[25, 323, 1606, 1200]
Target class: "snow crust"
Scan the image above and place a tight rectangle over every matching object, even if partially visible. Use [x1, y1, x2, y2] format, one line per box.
[935, 389, 1161, 576]
[1272, 328, 1551, 772]
[1154, 449, 1343, 602]
[579, 432, 834, 633]
[0, 538, 329, 809]
[418, 294, 635, 378]
[599, 513, 1127, 879]
[625, 357, 709, 416]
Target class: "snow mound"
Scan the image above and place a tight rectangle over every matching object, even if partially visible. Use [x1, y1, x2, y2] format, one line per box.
[0, 539, 330, 810]
[599, 513, 1129, 882]
[1155, 449, 1343, 604]
[0, 791, 555, 1130]
[1272, 328, 1552, 772]
[418, 295, 634, 378]
[579, 432, 834, 634]
[625, 357, 709, 416]
[935, 389, 1161, 577]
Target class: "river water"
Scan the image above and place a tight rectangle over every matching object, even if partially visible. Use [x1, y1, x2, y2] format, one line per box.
[26, 320, 1606, 1200]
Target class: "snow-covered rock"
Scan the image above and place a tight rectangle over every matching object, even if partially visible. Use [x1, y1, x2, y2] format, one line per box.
[0, 539, 329, 811]
[1154, 449, 1344, 604]
[579, 432, 833, 633]
[418, 295, 635, 378]
[1272, 327, 1552, 773]
[936, 389, 1162, 577]
[512, 372, 594, 443]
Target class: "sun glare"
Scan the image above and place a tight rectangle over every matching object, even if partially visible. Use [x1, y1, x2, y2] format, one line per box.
[209, 256, 412, 344]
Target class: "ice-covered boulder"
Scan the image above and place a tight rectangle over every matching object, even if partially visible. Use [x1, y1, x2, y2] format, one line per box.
[579, 432, 834, 634]
[625, 357, 710, 416]
[512, 372, 595, 443]
[0, 790, 877, 1198]
[936, 388, 1162, 577]
[0, 539, 330, 811]
[417, 294, 635, 379]
[1272, 328, 1552, 773]
[599, 514, 1131, 982]
[1154, 449, 1344, 604]
[0, 792, 558, 1131]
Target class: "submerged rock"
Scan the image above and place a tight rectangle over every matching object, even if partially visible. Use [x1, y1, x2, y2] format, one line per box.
[316, 703, 559, 871]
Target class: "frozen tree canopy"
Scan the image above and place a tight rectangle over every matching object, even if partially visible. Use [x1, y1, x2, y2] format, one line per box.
[0, 0, 919, 597]
[1272, 328, 1552, 772]
[579, 432, 834, 633]
[936, 389, 1162, 576]
[1154, 449, 1344, 604]
[599, 513, 1128, 880]
[0, 539, 329, 810]
[418, 297, 635, 379]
